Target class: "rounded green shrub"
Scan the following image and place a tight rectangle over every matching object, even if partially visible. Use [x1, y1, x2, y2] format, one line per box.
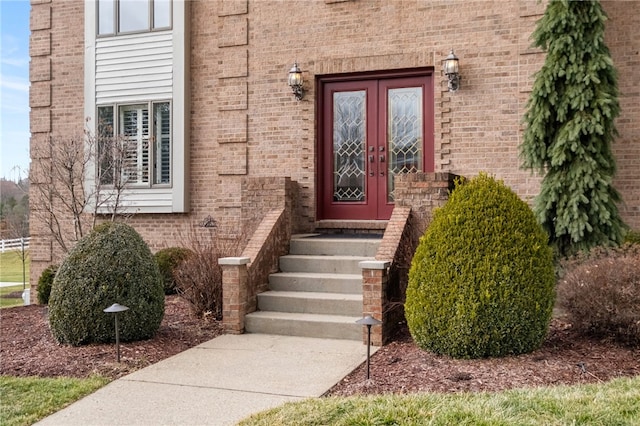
[406, 173, 556, 359]
[48, 222, 165, 345]
[37, 264, 58, 305]
[154, 247, 193, 294]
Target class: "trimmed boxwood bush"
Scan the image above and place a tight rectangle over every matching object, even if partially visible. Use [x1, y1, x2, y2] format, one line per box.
[154, 247, 193, 294]
[37, 264, 58, 305]
[48, 222, 164, 345]
[406, 173, 556, 359]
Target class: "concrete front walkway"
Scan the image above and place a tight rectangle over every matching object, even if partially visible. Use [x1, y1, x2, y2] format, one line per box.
[36, 334, 375, 426]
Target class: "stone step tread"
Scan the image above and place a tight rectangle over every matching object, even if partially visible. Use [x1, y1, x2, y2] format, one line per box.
[290, 236, 382, 243]
[270, 272, 362, 280]
[246, 311, 361, 323]
[258, 291, 362, 301]
[268, 272, 362, 295]
[245, 311, 362, 340]
[289, 237, 381, 257]
[281, 254, 374, 261]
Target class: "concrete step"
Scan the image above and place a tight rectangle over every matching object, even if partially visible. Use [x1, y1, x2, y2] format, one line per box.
[257, 291, 362, 316]
[268, 272, 362, 294]
[279, 254, 371, 275]
[245, 233, 381, 341]
[290, 235, 380, 257]
[244, 311, 362, 341]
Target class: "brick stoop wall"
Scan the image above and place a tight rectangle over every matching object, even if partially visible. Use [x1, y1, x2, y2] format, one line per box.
[220, 176, 297, 334]
[362, 173, 458, 345]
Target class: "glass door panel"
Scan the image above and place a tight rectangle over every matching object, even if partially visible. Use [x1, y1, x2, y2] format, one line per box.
[387, 87, 423, 202]
[333, 91, 366, 202]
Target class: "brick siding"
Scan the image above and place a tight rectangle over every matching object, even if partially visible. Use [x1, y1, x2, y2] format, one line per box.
[30, 0, 640, 299]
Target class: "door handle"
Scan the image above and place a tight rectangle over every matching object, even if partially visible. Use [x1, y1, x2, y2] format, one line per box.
[379, 154, 385, 162]
[369, 155, 375, 163]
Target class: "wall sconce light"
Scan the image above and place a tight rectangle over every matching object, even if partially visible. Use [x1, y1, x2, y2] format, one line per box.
[442, 49, 460, 92]
[288, 62, 305, 101]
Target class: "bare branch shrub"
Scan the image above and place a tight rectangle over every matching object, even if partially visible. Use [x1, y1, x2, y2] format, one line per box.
[31, 131, 94, 253]
[30, 122, 133, 254]
[557, 244, 640, 346]
[173, 220, 245, 319]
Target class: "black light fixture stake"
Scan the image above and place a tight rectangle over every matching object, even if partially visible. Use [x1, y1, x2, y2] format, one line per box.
[355, 315, 382, 380]
[103, 303, 129, 362]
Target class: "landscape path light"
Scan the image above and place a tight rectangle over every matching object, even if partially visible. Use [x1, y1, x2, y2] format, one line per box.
[103, 303, 129, 362]
[355, 315, 382, 380]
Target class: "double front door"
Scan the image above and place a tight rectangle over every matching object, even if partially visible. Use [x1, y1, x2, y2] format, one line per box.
[319, 72, 434, 220]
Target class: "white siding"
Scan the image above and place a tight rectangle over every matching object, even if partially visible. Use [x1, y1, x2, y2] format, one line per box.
[97, 188, 175, 214]
[96, 32, 173, 104]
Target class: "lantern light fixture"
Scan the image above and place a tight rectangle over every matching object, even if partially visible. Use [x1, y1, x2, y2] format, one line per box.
[442, 49, 460, 92]
[288, 62, 305, 101]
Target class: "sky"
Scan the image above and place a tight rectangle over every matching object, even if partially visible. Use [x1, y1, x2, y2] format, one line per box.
[0, 0, 30, 181]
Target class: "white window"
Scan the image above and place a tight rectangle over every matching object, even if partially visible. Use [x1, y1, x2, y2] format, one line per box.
[97, 101, 171, 187]
[98, 0, 172, 36]
[87, 0, 189, 213]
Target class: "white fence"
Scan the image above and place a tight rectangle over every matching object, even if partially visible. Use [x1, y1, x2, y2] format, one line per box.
[0, 237, 30, 253]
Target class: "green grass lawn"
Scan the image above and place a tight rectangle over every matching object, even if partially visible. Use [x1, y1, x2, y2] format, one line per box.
[3, 376, 638, 426]
[240, 376, 640, 426]
[0, 285, 28, 308]
[0, 375, 110, 426]
[0, 250, 31, 308]
[0, 250, 30, 283]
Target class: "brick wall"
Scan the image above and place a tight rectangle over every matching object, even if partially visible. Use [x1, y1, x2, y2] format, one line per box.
[603, 1, 640, 231]
[221, 176, 296, 333]
[30, 0, 640, 294]
[29, 0, 86, 292]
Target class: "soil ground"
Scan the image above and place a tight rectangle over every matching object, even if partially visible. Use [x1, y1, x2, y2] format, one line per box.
[0, 295, 223, 379]
[1, 295, 638, 395]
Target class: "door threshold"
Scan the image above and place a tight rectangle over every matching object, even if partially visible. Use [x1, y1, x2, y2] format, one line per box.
[315, 220, 388, 231]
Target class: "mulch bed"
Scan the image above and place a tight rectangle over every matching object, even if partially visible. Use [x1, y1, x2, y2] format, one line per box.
[0, 295, 223, 380]
[1, 297, 639, 396]
[328, 319, 640, 396]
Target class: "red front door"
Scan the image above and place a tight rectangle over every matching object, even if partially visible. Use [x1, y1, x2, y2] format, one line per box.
[318, 72, 434, 220]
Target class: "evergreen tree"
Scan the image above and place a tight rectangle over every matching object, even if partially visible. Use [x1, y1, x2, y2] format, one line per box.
[521, 0, 625, 257]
